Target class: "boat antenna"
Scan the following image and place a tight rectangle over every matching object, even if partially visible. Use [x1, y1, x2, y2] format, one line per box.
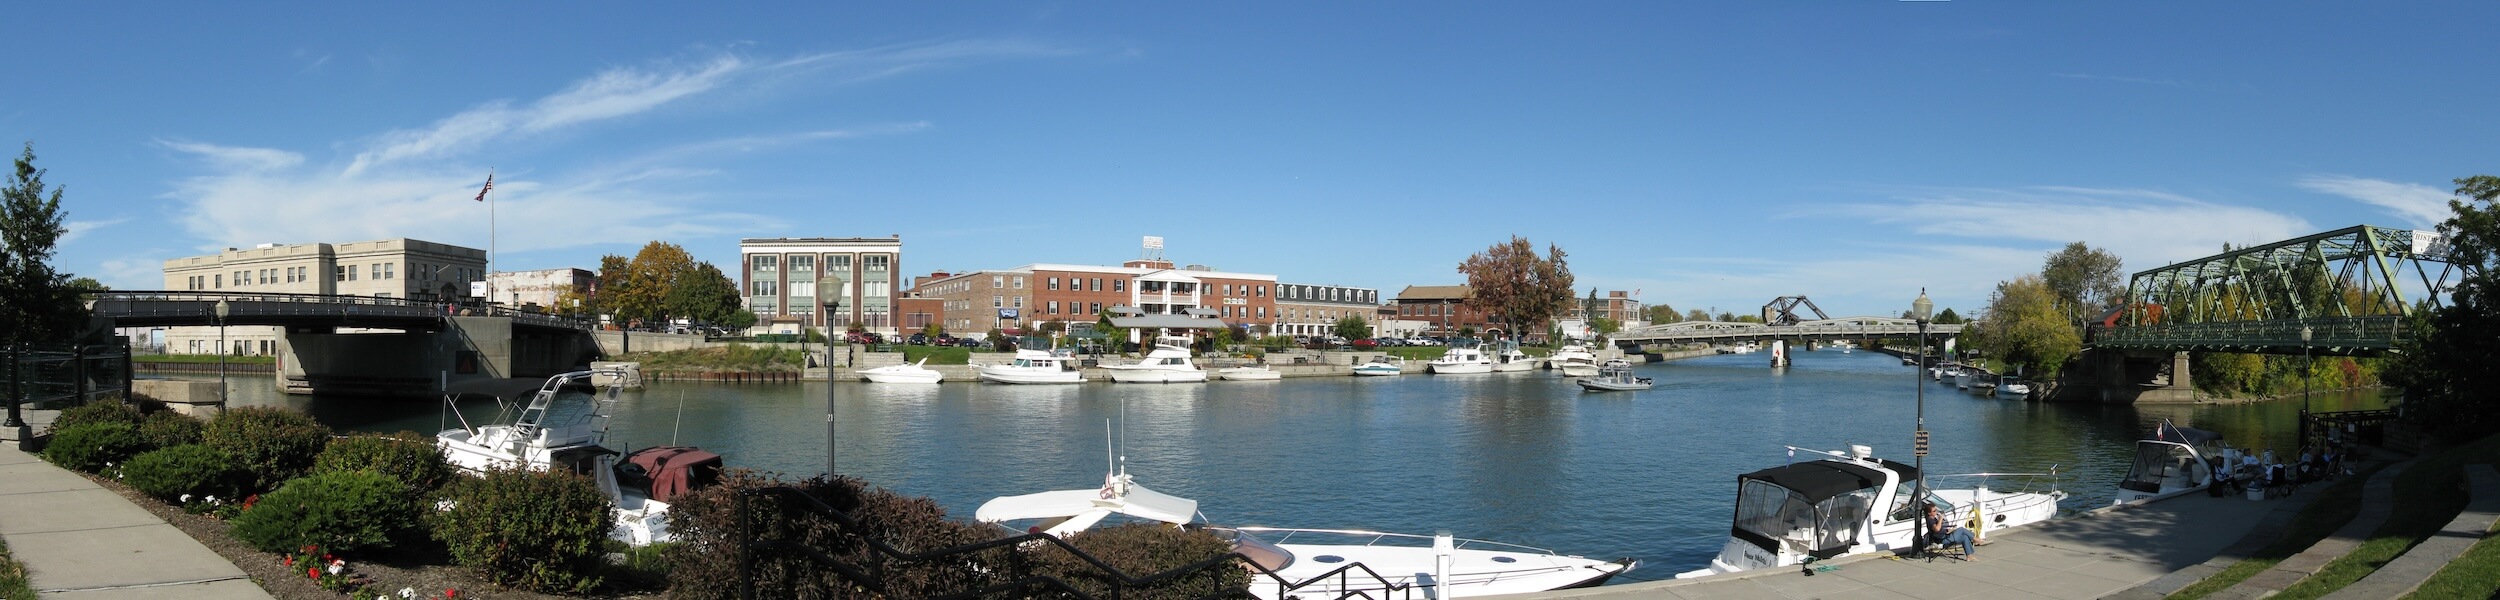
[1118, 397, 1128, 478]
[671, 389, 688, 446]
[1105, 418, 1115, 477]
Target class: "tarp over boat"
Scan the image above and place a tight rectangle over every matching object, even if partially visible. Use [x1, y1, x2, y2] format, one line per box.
[975, 477, 1199, 536]
[623, 446, 723, 503]
[1737, 460, 1889, 503]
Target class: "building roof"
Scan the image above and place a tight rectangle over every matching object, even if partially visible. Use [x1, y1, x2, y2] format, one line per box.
[1397, 285, 1473, 301]
[1020, 262, 1276, 282]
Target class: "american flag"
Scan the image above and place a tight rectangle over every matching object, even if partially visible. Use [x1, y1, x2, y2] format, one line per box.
[474, 174, 493, 202]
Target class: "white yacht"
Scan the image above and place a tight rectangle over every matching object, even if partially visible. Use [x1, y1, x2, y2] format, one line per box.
[1105, 336, 1208, 384]
[1428, 345, 1494, 374]
[1997, 381, 2033, 399]
[1549, 342, 1600, 377]
[977, 464, 1634, 599]
[2113, 421, 2228, 504]
[1351, 356, 1405, 376]
[1677, 444, 2065, 579]
[435, 370, 722, 546]
[1216, 365, 1282, 381]
[1576, 361, 1652, 392]
[860, 358, 944, 384]
[976, 348, 1085, 384]
[1491, 342, 1537, 373]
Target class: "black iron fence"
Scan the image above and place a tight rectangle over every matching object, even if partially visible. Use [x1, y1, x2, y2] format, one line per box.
[6, 341, 135, 430]
[735, 486, 1421, 600]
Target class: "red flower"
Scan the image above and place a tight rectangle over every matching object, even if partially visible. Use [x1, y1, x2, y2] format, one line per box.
[308, 567, 321, 579]
[444, 589, 459, 599]
[283, 556, 294, 566]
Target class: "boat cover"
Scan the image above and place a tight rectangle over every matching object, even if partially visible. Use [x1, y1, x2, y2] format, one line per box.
[975, 481, 1199, 528]
[1738, 460, 1887, 503]
[624, 446, 723, 503]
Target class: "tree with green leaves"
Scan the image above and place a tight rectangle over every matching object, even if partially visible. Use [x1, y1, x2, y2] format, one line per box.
[1975, 275, 2081, 377]
[2042, 242, 2126, 326]
[663, 262, 742, 326]
[1685, 308, 1710, 323]
[1591, 317, 1622, 340]
[1934, 308, 1964, 324]
[66, 277, 105, 292]
[2, 143, 86, 347]
[603, 242, 699, 326]
[1333, 315, 1373, 341]
[1644, 303, 1680, 325]
[2386, 175, 2500, 442]
[1457, 236, 1575, 342]
[591, 254, 629, 316]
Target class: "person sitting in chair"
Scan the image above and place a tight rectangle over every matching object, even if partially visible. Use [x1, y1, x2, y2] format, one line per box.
[1925, 504, 1976, 561]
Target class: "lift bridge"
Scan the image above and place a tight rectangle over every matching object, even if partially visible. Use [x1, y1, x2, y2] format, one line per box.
[2093, 224, 2481, 356]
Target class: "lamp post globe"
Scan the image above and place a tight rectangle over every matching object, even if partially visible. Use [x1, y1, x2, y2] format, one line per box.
[1910, 289, 1933, 553]
[817, 279, 840, 477]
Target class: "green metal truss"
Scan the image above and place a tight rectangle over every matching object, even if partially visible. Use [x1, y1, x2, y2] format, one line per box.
[2096, 225, 2479, 356]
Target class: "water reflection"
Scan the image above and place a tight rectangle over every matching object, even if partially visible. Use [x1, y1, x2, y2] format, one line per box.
[188, 349, 2392, 577]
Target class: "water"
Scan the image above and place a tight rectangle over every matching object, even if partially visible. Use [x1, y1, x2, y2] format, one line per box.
[193, 349, 2389, 578]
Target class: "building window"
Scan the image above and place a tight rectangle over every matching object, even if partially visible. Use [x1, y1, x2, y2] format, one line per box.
[754, 281, 778, 296]
[752, 255, 778, 272]
[1012, 296, 1024, 308]
[864, 255, 888, 272]
[1112, 279, 1124, 292]
[1048, 277, 1059, 291]
[213, 274, 223, 288]
[790, 255, 814, 275]
[1013, 277, 1023, 290]
[1089, 302, 1102, 315]
[1048, 300, 1059, 314]
[992, 275, 1003, 289]
[993, 295, 1003, 308]
[1257, 285, 1266, 297]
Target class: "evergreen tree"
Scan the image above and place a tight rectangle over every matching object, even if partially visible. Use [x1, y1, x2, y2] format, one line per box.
[1, 143, 84, 346]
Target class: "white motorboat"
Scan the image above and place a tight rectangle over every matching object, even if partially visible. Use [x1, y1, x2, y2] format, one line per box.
[1549, 342, 1600, 376]
[1997, 381, 2033, 399]
[1216, 365, 1282, 381]
[976, 348, 1085, 384]
[1953, 371, 1974, 390]
[977, 463, 1634, 599]
[436, 370, 723, 546]
[1428, 345, 1494, 374]
[1576, 362, 1652, 392]
[1105, 336, 1208, 384]
[1677, 444, 2066, 579]
[1351, 356, 1405, 376]
[1491, 342, 1537, 373]
[860, 358, 944, 384]
[2114, 421, 2229, 504]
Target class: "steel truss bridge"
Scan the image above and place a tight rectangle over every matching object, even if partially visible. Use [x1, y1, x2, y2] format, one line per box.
[2095, 225, 2481, 356]
[1612, 315, 1964, 345]
[88, 291, 595, 332]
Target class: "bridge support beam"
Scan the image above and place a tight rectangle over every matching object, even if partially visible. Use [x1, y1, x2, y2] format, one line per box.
[2062, 349, 2194, 403]
[274, 317, 599, 398]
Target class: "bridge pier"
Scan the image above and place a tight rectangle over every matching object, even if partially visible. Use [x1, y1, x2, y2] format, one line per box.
[275, 317, 598, 398]
[2061, 349, 2193, 404]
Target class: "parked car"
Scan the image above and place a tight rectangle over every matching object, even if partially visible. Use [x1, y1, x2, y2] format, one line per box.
[953, 337, 984, 348]
[907, 333, 930, 345]
[846, 332, 884, 344]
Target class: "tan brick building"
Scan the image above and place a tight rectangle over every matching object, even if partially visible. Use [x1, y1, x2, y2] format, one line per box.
[159, 238, 486, 355]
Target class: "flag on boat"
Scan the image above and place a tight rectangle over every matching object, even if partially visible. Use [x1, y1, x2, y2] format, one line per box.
[474, 174, 493, 201]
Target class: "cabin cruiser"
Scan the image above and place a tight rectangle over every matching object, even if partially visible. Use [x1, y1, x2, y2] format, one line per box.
[1997, 381, 2033, 399]
[1216, 365, 1282, 381]
[1429, 344, 1494, 374]
[1576, 361, 1652, 392]
[1104, 336, 1208, 383]
[1677, 444, 2065, 579]
[2114, 421, 2229, 504]
[860, 358, 944, 384]
[1491, 342, 1537, 373]
[976, 348, 1085, 384]
[435, 370, 723, 546]
[1549, 342, 1600, 376]
[1351, 356, 1405, 376]
[977, 464, 1634, 599]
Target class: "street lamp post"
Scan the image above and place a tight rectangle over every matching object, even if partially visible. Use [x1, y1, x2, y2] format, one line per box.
[1910, 289, 1934, 554]
[2301, 324, 2314, 451]
[818, 279, 840, 477]
[214, 299, 231, 405]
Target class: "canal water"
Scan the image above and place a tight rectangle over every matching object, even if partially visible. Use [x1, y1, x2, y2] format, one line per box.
[197, 349, 2388, 580]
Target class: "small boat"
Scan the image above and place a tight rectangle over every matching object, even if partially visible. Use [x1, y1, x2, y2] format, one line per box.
[1105, 336, 1208, 384]
[976, 348, 1085, 384]
[977, 462, 1635, 599]
[2114, 420, 2228, 504]
[1491, 346, 1537, 372]
[1576, 362, 1652, 392]
[436, 370, 723, 546]
[1216, 365, 1282, 381]
[1953, 370, 1974, 390]
[1351, 356, 1405, 376]
[1428, 343, 1494, 374]
[1677, 444, 2065, 579]
[1997, 381, 2033, 399]
[1549, 342, 1600, 376]
[860, 358, 944, 384]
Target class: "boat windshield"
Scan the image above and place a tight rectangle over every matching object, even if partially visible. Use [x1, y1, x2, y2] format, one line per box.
[2120, 441, 2198, 494]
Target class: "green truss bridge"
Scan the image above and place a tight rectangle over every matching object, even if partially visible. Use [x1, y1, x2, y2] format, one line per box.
[2091, 224, 2481, 357]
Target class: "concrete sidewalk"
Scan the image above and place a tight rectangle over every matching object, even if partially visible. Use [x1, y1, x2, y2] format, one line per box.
[1490, 488, 2299, 600]
[0, 442, 271, 599]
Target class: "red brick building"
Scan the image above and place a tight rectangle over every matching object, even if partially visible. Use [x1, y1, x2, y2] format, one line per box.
[1394, 285, 1497, 336]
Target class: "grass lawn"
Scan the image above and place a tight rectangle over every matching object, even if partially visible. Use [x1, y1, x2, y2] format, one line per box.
[2168, 461, 2389, 600]
[617, 344, 804, 373]
[2272, 434, 2500, 600]
[2407, 495, 2500, 599]
[899, 346, 972, 365]
[0, 534, 35, 600]
[133, 354, 276, 365]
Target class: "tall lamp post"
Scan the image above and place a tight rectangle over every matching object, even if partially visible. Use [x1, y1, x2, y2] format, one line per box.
[2300, 325, 2314, 451]
[214, 299, 231, 405]
[819, 280, 840, 477]
[1910, 289, 1934, 552]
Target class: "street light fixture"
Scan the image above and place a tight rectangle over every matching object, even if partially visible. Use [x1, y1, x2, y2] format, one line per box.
[214, 298, 231, 405]
[2301, 324, 2314, 451]
[818, 279, 840, 477]
[1910, 289, 1933, 554]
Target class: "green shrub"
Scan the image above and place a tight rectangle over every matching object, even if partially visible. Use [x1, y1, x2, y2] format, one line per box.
[138, 410, 204, 449]
[203, 406, 332, 492]
[432, 466, 611, 593]
[41, 422, 147, 473]
[228, 470, 417, 555]
[1031, 523, 1251, 600]
[45, 401, 141, 435]
[123, 444, 243, 503]
[313, 432, 455, 495]
[664, 470, 1026, 600]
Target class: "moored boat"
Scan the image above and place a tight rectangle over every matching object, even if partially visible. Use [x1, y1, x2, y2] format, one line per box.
[1216, 365, 1282, 381]
[1997, 381, 2033, 399]
[1491, 341, 1537, 372]
[1428, 343, 1494, 374]
[1352, 356, 1405, 376]
[1104, 336, 1208, 383]
[1576, 362, 1652, 392]
[435, 370, 723, 546]
[976, 348, 1085, 384]
[1550, 342, 1600, 376]
[861, 358, 945, 384]
[1676, 444, 2065, 579]
[2113, 421, 2228, 504]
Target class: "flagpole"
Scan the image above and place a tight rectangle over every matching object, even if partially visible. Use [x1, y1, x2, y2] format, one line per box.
[487, 167, 495, 308]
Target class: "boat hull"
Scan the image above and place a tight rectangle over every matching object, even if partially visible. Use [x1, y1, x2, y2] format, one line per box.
[1491, 360, 1536, 372]
[1351, 365, 1402, 376]
[1429, 362, 1492, 374]
[1217, 367, 1281, 381]
[1106, 367, 1208, 383]
[1577, 379, 1651, 392]
[1557, 363, 1600, 377]
[861, 367, 944, 384]
[977, 367, 1084, 384]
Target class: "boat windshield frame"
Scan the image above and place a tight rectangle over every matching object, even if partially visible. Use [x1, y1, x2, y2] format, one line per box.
[2119, 440, 2203, 494]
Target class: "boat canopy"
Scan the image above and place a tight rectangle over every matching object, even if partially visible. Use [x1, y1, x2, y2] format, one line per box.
[975, 480, 1200, 533]
[623, 446, 723, 503]
[1741, 461, 1890, 503]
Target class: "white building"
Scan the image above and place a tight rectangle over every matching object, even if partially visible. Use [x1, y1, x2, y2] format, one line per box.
[739, 237, 904, 335]
[159, 238, 486, 355]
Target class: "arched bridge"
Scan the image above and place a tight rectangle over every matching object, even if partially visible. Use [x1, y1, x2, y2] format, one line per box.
[2094, 225, 2482, 356]
[1612, 316, 1964, 345]
[89, 291, 595, 333]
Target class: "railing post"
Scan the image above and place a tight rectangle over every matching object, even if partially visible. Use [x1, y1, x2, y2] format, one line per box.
[119, 338, 134, 403]
[737, 490, 754, 600]
[5, 346, 23, 431]
[72, 344, 88, 405]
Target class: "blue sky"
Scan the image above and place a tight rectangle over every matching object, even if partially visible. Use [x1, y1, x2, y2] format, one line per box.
[6, 3, 2495, 320]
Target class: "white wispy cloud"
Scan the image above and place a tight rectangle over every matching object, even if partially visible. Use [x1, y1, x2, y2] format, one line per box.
[61, 217, 130, 245]
[1818, 185, 2312, 267]
[2297, 175, 2455, 228]
[155, 140, 302, 172]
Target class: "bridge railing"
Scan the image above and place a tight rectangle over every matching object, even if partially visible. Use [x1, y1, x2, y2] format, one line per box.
[1615, 322, 1964, 342]
[2092, 315, 2407, 354]
[89, 291, 595, 330]
[7, 342, 135, 429]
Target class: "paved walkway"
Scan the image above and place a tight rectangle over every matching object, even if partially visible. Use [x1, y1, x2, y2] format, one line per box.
[2200, 460, 2410, 600]
[1489, 486, 2300, 600]
[0, 416, 272, 599]
[2320, 464, 2500, 600]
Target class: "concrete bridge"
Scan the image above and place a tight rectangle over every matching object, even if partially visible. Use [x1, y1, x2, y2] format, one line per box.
[90, 291, 601, 398]
[1612, 316, 1965, 349]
